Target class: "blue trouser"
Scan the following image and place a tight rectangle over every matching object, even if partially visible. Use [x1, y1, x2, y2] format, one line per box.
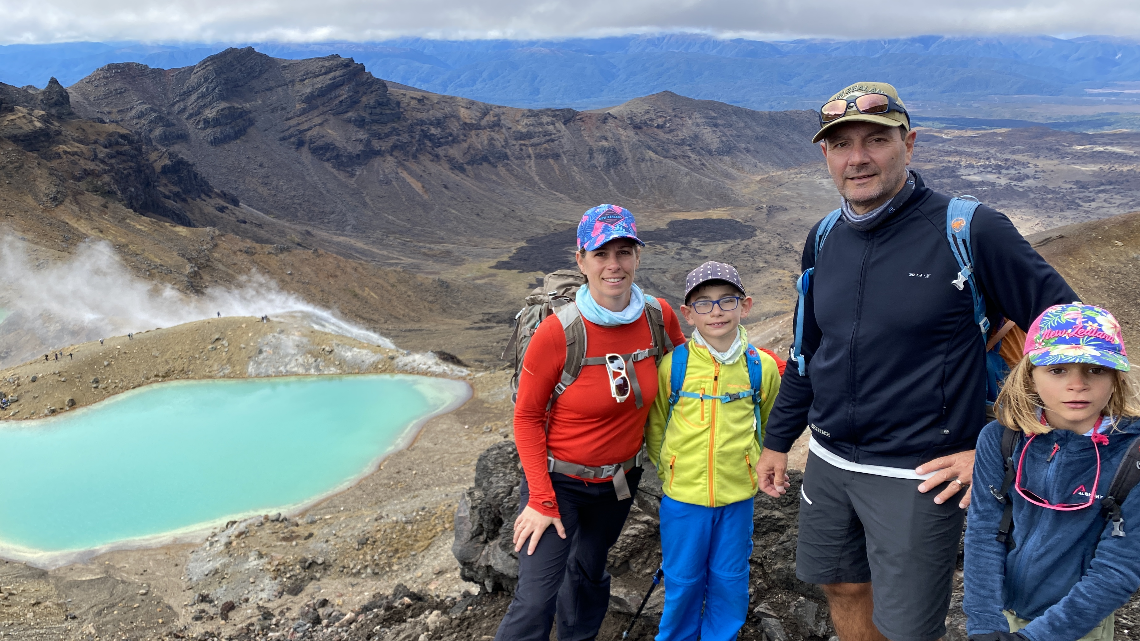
[494, 467, 642, 641]
[657, 495, 754, 641]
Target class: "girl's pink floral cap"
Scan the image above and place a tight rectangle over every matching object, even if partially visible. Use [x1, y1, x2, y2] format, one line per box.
[1024, 302, 1130, 371]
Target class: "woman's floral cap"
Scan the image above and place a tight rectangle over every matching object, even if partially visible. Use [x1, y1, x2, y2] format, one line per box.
[577, 204, 643, 252]
[1024, 303, 1129, 371]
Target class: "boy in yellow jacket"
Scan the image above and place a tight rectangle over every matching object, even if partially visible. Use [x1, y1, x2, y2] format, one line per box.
[645, 261, 782, 641]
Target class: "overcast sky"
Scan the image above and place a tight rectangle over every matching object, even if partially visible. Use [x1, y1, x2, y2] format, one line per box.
[2, 0, 1140, 44]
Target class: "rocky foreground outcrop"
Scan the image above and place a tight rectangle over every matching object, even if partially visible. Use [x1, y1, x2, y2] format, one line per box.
[449, 440, 1140, 641]
[454, 441, 848, 641]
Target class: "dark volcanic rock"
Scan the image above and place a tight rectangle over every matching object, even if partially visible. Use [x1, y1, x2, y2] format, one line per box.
[0, 79, 251, 232]
[38, 78, 72, 118]
[452, 441, 522, 592]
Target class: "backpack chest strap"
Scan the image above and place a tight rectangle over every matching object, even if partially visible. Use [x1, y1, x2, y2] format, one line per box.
[674, 389, 752, 404]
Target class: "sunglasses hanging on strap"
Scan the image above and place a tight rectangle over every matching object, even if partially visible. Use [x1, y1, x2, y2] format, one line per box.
[991, 426, 1140, 548]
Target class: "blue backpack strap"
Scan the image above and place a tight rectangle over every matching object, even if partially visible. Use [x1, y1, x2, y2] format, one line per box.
[791, 209, 842, 376]
[946, 197, 989, 337]
[662, 342, 691, 462]
[744, 344, 765, 444]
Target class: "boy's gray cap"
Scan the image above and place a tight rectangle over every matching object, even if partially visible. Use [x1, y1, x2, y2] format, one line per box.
[684, 261, 746, 302]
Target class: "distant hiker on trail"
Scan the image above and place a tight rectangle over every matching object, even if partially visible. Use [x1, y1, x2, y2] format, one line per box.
[43, 354, 47, 362]
[99, 339, 103, 345]
[68, 353, 72, 360]
[645, 261, 785, 640]
[754, 81, 1078, 641]
[964, 303, 1140, 641]
[217, 311, 220, 317]
[494, 204, 686, 641]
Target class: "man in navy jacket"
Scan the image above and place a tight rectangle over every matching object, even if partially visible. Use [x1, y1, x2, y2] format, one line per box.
[754, 82, 1077, 641]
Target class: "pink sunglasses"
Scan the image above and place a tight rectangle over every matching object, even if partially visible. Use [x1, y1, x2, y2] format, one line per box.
[1015, 426, 1106, 511]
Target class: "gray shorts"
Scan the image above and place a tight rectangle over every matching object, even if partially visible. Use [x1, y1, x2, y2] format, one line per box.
[796, 451, 966, 641]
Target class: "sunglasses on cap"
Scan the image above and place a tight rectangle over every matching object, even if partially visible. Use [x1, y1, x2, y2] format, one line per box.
[819, 93, 909, 128]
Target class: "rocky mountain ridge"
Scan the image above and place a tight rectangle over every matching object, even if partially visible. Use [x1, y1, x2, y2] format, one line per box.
[67, 48, 822, 251]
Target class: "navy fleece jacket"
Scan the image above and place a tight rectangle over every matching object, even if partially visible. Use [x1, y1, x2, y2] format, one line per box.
[964, 418, 1140, 641]
[764, 173, 1078, 468]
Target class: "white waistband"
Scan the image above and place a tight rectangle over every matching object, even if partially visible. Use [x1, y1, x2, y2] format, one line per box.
[808, 436, 935, 481]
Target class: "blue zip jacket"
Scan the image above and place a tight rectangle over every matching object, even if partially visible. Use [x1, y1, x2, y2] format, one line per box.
[764, 173, 1077, 468]
[964, 417, 1140, 641]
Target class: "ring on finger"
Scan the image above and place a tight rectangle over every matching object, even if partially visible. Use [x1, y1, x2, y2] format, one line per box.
[951, 478, 965, 487]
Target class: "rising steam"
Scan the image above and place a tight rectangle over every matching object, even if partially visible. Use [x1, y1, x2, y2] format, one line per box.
[0, 238, 393, 368]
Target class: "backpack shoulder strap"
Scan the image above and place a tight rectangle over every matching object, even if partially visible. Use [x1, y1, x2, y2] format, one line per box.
[745, 344, 766, 444]
[1102, 434, 1140, 537]
[549, 302, 587, 412]
[993, 427, 1021, 547]
[791, 209, 842, 376]
[643, 296, 672, 364]
[660, 341, 691, 465]
[946, 197, 990, 336]
[814, 208, 843, 258]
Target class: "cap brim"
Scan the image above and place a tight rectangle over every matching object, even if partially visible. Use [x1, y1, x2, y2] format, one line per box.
[812, 113, 909, 144]
[683, 277, 746, 304]
[581, 233, 645, 252]
[1026, 348, 1131, 372]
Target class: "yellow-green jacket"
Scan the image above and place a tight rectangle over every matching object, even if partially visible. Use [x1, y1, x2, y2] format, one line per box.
[645, 332, 781, 507]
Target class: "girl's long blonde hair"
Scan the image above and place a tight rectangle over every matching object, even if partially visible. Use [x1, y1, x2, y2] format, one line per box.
[996, 358, 1140, 435]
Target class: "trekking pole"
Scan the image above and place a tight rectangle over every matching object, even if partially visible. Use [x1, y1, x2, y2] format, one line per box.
[621, 567, 664, 639]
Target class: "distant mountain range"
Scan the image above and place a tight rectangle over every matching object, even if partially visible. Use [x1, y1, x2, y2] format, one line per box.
[4, 34, 1140, 115]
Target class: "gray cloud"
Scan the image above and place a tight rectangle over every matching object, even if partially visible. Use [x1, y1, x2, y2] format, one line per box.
[1, 0, 1139, 43]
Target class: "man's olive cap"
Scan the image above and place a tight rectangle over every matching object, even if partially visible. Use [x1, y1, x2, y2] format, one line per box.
[812, 81, 911, 144]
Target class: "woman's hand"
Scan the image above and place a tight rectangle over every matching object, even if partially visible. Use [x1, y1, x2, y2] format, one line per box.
[513, 506, 567, 555]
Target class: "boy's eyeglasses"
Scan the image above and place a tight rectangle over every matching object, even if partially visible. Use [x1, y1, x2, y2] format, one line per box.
[1015, 432, 1103, 512]
[605, 353, 630, 403]
[819, 92, 910, 128]
[690, 296, 742, 315]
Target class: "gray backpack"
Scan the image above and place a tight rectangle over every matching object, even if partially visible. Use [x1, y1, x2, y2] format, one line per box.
[503, 269, 671, 410]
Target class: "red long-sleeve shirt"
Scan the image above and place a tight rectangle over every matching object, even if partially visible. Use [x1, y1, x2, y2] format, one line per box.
[514, 300, 686, 517]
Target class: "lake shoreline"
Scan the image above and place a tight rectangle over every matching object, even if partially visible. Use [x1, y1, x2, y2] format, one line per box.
[0, 374, 473, 570]
[0, 315, 509, 639]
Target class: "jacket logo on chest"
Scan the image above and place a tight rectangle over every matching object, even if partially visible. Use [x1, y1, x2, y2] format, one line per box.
[908, 272, 932, 279]
[1072, 484, 1104, 500]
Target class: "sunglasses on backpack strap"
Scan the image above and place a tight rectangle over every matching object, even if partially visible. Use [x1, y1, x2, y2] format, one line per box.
[605, 353, 631, 403]
[819, 93, 910, 128]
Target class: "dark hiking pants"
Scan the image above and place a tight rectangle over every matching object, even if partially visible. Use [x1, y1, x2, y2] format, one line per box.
[494, 467, 643, 641]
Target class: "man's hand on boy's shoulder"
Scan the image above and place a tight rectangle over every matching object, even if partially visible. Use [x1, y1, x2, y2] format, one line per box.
[756, 448, 791, 497]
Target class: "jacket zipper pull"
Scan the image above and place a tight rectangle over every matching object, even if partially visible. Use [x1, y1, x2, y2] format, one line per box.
[1047, 443, 1060, 462]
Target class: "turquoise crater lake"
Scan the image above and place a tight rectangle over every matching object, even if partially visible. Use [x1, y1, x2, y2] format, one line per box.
[0, 374, 469, 565]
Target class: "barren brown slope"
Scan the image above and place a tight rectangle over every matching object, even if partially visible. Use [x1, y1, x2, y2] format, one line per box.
[1030, 210, 1140, 333]
[66, 48, 820, 255]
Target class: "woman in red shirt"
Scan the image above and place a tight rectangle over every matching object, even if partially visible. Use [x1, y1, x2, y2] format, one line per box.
[494, 204, 686, 641]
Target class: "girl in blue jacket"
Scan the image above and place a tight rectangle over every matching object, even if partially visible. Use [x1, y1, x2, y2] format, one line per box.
[965, 303, 1140, 641]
